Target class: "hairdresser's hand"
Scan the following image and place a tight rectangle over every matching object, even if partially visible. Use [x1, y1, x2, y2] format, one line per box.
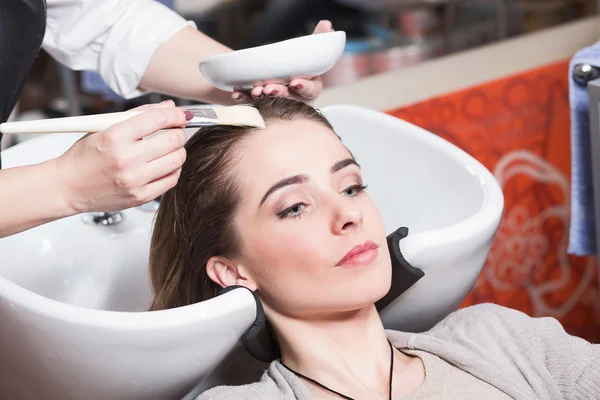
[54, 100, 189, 213]
[231, 20, 334, 104]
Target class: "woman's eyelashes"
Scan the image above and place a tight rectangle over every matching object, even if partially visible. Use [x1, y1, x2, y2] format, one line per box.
[275, 183, 368, 220]
[276, 202, 306, 220]
[341, 183, 367, 197]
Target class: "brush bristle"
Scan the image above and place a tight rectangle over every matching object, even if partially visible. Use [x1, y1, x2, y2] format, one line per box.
[213, 106, 266, 128]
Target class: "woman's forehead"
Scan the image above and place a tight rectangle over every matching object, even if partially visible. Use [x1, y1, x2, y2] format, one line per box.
[240, 120, 347, 163]
[233, 120, 352, 188]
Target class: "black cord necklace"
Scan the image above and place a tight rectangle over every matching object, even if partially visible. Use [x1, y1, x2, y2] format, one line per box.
[280, 340, 395, 400]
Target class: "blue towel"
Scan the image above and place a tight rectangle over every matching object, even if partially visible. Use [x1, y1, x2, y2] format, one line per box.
[568, 42, 600, 256]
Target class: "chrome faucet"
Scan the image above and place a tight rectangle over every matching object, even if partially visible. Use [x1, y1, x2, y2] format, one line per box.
[81, 197, 161, 226]
[82, 212, 124, 226]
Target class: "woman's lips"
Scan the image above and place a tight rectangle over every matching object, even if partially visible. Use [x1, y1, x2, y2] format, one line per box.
[337, 240, 379, 268]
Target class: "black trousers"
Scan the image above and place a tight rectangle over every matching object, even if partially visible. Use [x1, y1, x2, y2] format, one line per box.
[0, 0, 47, 168]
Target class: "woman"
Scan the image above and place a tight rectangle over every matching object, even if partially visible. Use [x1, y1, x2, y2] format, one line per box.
[149, 98, 599, 400]
[0, 0, 330, 237]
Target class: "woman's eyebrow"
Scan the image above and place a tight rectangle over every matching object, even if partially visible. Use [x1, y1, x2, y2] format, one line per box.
[260, 174, 308, 206]
[259, 158, 360, 207]
[331, 158, 360, 173]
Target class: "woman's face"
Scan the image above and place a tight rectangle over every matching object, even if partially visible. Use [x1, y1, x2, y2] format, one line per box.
[230, 119, 392, 318]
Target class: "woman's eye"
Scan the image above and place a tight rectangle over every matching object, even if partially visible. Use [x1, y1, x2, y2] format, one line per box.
[277, 203, 306, 219]
[342, 184, 367, 197]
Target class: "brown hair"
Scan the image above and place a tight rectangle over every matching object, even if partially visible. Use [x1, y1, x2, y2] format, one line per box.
[149, 97, 333, 311]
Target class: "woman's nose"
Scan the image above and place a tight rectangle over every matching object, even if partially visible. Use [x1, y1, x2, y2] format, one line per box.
[331, 197, 363, 234]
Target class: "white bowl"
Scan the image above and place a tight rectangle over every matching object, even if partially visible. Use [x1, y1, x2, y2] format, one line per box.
[199, 31, 346, 91]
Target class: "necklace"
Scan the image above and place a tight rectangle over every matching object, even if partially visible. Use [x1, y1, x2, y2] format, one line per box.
[280, 340, 395, 400]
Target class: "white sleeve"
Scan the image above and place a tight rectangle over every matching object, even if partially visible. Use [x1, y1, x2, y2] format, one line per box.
[43, 0, 196, 99]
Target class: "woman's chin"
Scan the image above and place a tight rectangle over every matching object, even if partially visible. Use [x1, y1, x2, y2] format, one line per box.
[361, 257, 392, 293]
[339, 266, 392, 311]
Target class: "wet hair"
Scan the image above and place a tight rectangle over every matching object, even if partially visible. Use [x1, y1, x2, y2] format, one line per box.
[149, 97, 333, 310]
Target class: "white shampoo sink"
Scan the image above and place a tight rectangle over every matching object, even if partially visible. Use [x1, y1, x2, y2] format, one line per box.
[0, 105, 503, 399]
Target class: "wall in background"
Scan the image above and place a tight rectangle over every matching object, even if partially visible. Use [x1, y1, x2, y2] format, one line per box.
[317, 16, 600, 112]
[387, 60, 600, 343]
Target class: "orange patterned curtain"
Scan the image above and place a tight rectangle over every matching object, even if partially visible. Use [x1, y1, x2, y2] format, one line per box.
[387, 60, 600, 343]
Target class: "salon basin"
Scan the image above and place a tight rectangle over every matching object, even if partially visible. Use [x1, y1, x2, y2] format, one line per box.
[323, 105, 504, 333]
[0, 133, 255, 400]
[0, 105, 503, 400]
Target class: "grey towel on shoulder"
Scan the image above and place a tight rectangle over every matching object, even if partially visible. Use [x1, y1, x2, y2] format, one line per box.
[198, 304, 600, 400]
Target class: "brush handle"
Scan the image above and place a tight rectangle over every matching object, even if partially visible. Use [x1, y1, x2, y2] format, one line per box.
[0, 111, 146, 134]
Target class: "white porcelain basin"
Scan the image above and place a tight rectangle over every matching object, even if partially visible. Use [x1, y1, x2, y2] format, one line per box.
[323, 106, 503, 333]
[0, 105, 503, 399]
[0, 134, 255, 400]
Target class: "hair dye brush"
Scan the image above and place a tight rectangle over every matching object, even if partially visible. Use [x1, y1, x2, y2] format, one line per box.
[0, 105, 265, 134]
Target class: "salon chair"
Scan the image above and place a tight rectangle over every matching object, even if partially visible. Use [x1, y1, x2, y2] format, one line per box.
[0, 105, 503, 400]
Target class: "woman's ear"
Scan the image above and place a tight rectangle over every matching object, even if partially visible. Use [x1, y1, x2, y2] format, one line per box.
[206, 256, 258, 291]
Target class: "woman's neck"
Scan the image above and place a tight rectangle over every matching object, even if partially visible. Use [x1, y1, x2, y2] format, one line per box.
[270, 304, 411, 397]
